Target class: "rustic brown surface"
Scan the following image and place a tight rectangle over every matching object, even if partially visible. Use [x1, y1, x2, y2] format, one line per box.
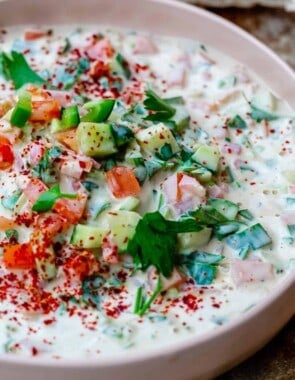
[209, 6, 295, 69]
[205, 6, 295, 380]
[217, 317, 295, 379]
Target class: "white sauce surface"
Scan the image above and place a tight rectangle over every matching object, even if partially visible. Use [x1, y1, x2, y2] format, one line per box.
[0, 25, 294, 359]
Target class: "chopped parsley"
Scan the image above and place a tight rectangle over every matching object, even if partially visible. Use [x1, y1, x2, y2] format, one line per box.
[0, 51, 46, 89]
[144, 88, 176, 121]
[32, 184, 77, 213]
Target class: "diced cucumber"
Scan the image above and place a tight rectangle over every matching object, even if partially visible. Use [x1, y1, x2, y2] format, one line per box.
[104, 210, 141, 252]
[113, 196, 140, 211]
[110, 53, 131, 79]
[192, 145, 220, 172]
[208, 199, 239, 220]
[136, 123, 180, 156]
[71, 224, 108, 248]
[178, 227, 212, 254]
[77, 122, 117, 157]
[252, 90, 276, 113]
[226, 223, 272, 251]
[283, 170, 295, 184]
[50, 118, 64, 133]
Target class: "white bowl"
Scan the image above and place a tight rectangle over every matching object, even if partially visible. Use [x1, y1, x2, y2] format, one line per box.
[0, 1, 294, 379]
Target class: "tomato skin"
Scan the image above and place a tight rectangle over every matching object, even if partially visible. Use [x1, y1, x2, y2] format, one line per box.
[27, 86, 61, 123]
[54, 128, 78, 153]
[35, 213, 67, 242]
[106, 166, 141, 198]
[53, 193, 87, 224]
[0, 134, 14, 169]
[3, 243, 34, 270]
[24, 30, 47, 41]
[22, 177, 48, 204]
[64, 250, 100, 279]
[30, 99, 61, 123]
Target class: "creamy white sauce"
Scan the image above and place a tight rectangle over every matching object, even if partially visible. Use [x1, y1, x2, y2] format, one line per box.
[0, 25, 294, 359]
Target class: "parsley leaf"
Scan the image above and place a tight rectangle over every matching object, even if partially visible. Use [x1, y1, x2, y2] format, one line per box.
[144, 89, 176, 121]
[32, 184, 77, 213]
[127, 211, 202, 278]
[0, 51, 46, 89]
[32, 146, 62, 184]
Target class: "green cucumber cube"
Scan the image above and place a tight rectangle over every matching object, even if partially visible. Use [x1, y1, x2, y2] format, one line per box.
[192, 145, 220, 172]
[77, 122, 117, 157]
[136, 123, 180, 156]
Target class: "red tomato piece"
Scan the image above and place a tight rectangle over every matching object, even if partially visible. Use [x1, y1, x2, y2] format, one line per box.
[27, 86, 61, 123]
[65, 251, 100, 279]
[0, 216, 16, 231]
[105, 166, 141, 198]
[30, 99, 61, 123]
[53, 193, 87, 224]
[24, 29, 47, 41]
[28, 141, 46, 166]
[0, 134, 14, 169]
[3, 243, 34, 270]
[22, 177, 48, 204]
[35, 213, 68, 242]
[54, 128, 78, 153]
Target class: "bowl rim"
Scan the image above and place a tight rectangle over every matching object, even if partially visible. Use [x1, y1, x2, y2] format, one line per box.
[0, 0, 294, 368]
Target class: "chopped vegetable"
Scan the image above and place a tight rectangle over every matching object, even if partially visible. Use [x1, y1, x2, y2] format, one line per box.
[32, 184, 77, 213]
[3, 243, 34, 270]
[0, 134, 14, 169]
[226, 223, 272, 253]
[179, 251, 224, 285]
[228, 115, 247, 129]
[128, 211, 203, 278]
[81, 99, 115, 123]
[61, 105, 80, 128]
[106, 166, 141, 198]
[143, 89, 176, 121]
[10, 91, 32, 127]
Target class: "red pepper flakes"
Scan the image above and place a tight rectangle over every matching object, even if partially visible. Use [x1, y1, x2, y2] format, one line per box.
[182, 294, 198, 311]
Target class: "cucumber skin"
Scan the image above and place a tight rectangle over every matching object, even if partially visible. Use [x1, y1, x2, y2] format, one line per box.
[77, 122, 117, 157]
[71, 224, 107, 249]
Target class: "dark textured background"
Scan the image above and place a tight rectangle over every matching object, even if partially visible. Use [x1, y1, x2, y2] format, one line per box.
[204, 6, 295, 379]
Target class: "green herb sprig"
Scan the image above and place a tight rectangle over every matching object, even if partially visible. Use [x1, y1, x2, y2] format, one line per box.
[32, 184, 77, 213]
[0, 51, 45, 89]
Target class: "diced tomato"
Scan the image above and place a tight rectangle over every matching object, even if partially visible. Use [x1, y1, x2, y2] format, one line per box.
[89, 60, 110, 79]
[47, 90, 72, 108]
[163, 173, 206, 215]
[28, 141, 46, 166]
[3, 243, 35, 270]
[30, 99, 61, 123]
[0, 216, 16, 230]
[59, 156, 93, 179]
[160, 268, 185, 291]
[101, 237, 119, 264]
[106, 166, 141, 198]
[27, 86, 61, 123]
[35, 213, 68, 242]
[86, 38, 114, 60]
[24, 29, 47, 41]
[21, 177, 48, 204]
[133, 36, 157, 55]
[64, 250, 100, 279]
[53, 192, 87, 224]
[54, 128, 78, 153]
[0, 134, 14, 169]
